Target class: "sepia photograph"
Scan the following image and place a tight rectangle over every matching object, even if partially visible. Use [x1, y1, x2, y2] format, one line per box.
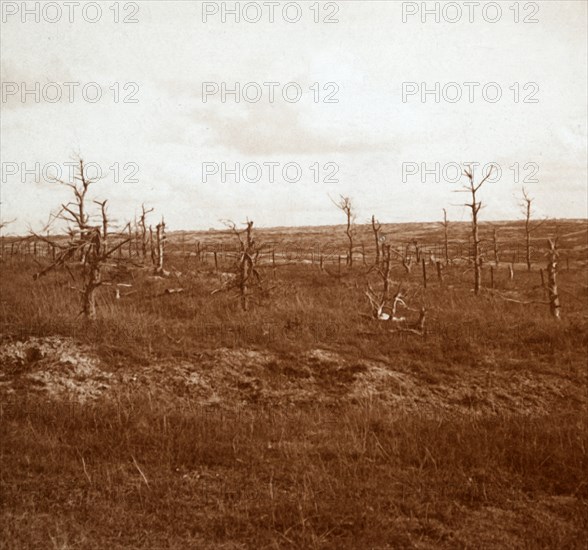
[1, 1, 587, 548]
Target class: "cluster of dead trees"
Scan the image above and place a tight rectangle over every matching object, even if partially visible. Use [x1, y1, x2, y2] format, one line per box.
[333, 166, 561, 323]
[30, 157, 563, 322]
[32, 157, 168, 320]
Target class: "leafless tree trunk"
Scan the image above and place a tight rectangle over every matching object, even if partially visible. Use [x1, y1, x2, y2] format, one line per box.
[127, 223, 133, 258]
[521, 188, 546, 272]
[34, 157, 130, 320]
[546, 238, 561, 319]
[94, 200, 109, 252]
[461, 166, 494, 295]
[219, 220, 263, 311]
[523, 188, 532, 271]
[442, 208, 449, 265]
[332, 196, 355, 268]
[371, 215, 382, 266]
[138, 204, 154, 262]
[155, 218, 166, 274]
[381, 244, 391, 299]
[82, 228, 102, 319]
[365, 244, 402, 321]
[149, 225, 156, 265]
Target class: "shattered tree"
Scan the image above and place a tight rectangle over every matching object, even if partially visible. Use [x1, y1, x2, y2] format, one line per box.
[215, 220, 264, 311]
[546, 238, 561, 320]
[333, 196, 355, 267]
[33, 158, 130, 320]
[460, 165, 494, 295]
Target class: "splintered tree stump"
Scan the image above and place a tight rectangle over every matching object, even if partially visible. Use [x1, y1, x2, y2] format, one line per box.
[155, 219, 166, 274]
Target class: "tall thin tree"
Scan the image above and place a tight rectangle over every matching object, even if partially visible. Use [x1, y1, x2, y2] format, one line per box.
[332, 196, 355, 268]
[459, 165, 494, 295]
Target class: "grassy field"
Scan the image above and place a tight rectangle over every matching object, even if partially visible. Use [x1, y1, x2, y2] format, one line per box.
[1, 220, 587, 549]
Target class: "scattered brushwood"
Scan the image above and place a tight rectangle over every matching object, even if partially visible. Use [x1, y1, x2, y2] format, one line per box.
[32, 157, 131, 320]
[389, 306, 427, 336]
[365, 282, 407, 322]
[163, 288, 184, 295]
[363, 243, 427, 335]
[365, 244, 405, 321]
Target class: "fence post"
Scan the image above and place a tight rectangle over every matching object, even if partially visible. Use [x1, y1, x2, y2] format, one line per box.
[422, 258, 427, 289]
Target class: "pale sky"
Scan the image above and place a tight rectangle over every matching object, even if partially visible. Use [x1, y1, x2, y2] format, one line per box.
[1, 0, 587, 235]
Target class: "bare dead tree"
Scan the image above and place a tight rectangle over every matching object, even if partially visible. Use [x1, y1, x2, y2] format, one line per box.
[138, 204, 154, 262]
[459, 165, 494, 295]
[521, 187, 547, 272]
[149, 225, 156, 266]
[371, 215, 382, 266]
[546, 238, 561, 319]
[94, 199, 109, 251]
[33, 158, 130, 319]
[217, 220, 263, 311]
[332, 196, 355, 267]
[441, 208, 449, 265]
[365, 244, 413, 322]
[133, 217, 140, 258]
[154, 218, 166, 275]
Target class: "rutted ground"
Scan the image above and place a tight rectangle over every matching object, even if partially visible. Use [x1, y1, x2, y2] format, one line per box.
[1, 336, 585, 417]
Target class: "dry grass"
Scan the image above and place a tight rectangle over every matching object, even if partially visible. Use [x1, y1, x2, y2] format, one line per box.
[1, 220, 587, 548]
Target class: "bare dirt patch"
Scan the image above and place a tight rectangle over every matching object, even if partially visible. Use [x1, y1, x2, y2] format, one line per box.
[0, 336, 111, 402]
[1, 337, 585, 418]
